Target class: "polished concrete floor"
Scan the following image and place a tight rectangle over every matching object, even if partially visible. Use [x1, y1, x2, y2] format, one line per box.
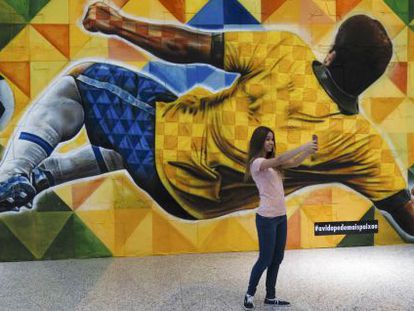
[0, 245, 413, 311]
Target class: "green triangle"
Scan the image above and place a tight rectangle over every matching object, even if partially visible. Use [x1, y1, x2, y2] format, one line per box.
[5, 0, 29, 21]
[4, 0, 50, 21]
[384, 0, 410, 25]
[35, 190, 73, 212]
[73, 214, 112, 258]
[29, 0, 51, 21]
[0, 23, 26, 51]
[1, 211, 72, 259]
[0, 0, 26, 23]
[0, 220, 35, 261]
[42, 214, 75, 260]
[337, 207, 375, 247]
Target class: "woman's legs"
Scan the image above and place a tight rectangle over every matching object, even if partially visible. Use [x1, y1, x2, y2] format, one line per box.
[265, 215, 287, 299]
[247, 214, 278, 296]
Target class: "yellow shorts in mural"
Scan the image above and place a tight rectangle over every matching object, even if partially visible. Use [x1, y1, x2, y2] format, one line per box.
[154, 31, 407, 219]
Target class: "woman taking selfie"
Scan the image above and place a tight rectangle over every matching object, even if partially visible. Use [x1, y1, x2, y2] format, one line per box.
[243, 126, 318, 310]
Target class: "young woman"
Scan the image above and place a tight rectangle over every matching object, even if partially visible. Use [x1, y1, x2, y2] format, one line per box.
[243, 126, 317, 310]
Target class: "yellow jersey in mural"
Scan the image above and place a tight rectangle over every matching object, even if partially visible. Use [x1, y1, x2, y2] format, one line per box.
[155, 30, 405, 219]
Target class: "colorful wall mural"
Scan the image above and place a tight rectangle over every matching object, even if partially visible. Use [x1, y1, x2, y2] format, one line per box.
[0, 0, 413, 261]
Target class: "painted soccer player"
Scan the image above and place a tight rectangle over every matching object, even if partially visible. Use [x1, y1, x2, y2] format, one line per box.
[0, 2, 413, 240]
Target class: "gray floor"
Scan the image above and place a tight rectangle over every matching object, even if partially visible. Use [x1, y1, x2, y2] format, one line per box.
[0, 245, 413, 311]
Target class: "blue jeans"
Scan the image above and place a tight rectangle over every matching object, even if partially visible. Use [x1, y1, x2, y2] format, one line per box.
[247, 214, 287, 298]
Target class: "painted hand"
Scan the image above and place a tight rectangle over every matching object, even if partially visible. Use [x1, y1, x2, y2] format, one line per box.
[83, 2, 123, 35]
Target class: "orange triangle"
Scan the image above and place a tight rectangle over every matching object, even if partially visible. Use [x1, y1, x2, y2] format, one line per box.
[336, 0, 362, 20]
[108, 39, 150, 61]
[261, 0, 288, 22]
[32, 24, 70, 58]
[159, 0, 185, 23]
[388, 62, 407, 94]
[370, 97, 404, 124]
[287, 209, 301, 249]
[0, 62, 30, 97]
[72, 179, 106, 210]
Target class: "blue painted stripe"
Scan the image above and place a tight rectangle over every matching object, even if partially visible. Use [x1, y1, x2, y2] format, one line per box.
[77, 74, 155, 115]
[92, 146, 108, 173]
[19, 132, 54, 156]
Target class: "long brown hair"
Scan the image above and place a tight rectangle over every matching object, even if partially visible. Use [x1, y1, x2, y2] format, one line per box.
[244, 126, 275, 182]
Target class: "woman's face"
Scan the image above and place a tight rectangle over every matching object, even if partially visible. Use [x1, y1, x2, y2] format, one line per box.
[263, 131, 275, 154]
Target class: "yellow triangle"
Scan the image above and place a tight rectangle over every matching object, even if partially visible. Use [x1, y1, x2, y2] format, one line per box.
[286, 193, 306, 219]
[122, 0, 179, 22]
[68, 0, 87, 24]
[364, 76, 405, 98]
[391, 27, 408, 62]
[30, 61, 69, 98]
[308, 24, 334, 46]
[117, 210, 153, 256]
[238, 0, 261, 22]
[29, 26, 67, 61]
[31, 0, 69, 24]
[408, 62, 414, 98]
[197, 218, 230, 252]
[54, 185, 73, 210]
[77, 177, 115, 211]
[71, 36, 109, 59]
[300, 206, 344, 248]
[185, 0, 209, 22]
[374, 210, 405, 245]
[153, 209, 199, 254]
[112, 174, 153, 210]
[0, 26, 30, 62]
[370, 0, 406, 39]
[381, 99, 414, 135]
[69, 24, 92, 59]
[225, 215, 257, 251]
[331, 186, 372, 221]
[388, 133, 408, 168]
[312, 0, 336, 20]
[76, 209, 116, 253]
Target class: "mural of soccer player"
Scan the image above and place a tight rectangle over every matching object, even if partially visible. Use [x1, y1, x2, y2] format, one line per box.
[0, 2, 413, 241]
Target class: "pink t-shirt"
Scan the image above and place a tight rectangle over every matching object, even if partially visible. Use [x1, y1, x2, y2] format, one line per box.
[250, 157, 286, 217]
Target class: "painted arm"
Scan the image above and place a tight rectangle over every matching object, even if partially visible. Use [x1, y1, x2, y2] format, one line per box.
[82, 2, 220, 67]
[260, 141, 317, 170]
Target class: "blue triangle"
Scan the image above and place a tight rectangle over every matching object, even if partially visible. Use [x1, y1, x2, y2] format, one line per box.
[223, 0, 260, 25]
[188, 0, 260, 29]
[188, 0, 224, 29]
[143, 62, 191, 94]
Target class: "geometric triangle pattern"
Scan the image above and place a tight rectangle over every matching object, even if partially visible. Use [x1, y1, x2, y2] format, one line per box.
[1, 0, 414, 262]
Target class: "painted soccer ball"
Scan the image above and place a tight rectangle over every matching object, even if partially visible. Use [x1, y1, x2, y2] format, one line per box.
[0, 75, 14, 131]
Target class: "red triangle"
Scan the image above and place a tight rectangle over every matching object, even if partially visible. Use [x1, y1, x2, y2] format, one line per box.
[32, 24, 69, 58]
[336, 0, 361, 20]
[71, 178, 106, 210]
[388, 62, 407, 94]
[0, 62, 30, 97]
[108, 38, 149, 61]
[159, 0, 185, 22]
[261, 0, 288, 22]
[287, 209, 301, 249]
